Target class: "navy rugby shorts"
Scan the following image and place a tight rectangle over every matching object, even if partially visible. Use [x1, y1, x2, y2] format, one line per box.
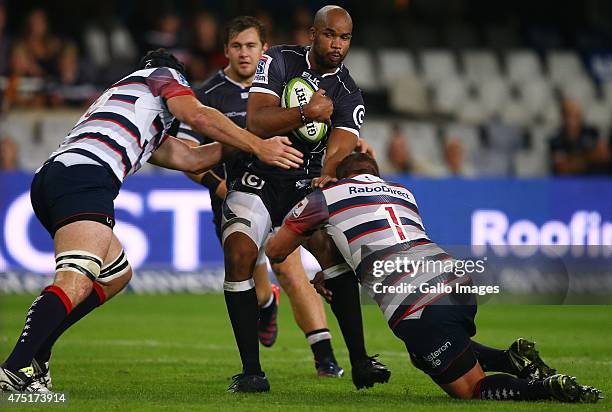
[30, 159, 119, 237]
[392, 297, 478, 384]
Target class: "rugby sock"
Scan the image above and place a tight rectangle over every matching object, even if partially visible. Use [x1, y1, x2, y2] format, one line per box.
[224, 279, 263, 376]
[306, 328, 337, 364]
[260, 293, 274, 309]
[35, 283, 106, 364]
[325, 272, 367, 365]
[259, 292, 275, 317]
[471, 341, 516, 374]
[474, 374, 550, 401]
[4, 286, 72, 372]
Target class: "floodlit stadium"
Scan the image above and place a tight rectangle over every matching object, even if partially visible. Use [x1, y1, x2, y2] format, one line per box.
[0, 0, 610, 410]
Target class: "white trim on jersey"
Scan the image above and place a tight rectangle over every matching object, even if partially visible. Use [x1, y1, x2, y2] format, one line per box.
[249, 86, 280, 98]
[204, 81, 226, 94]
[305, 49, 341, 78]
[335, 126, 360, 138]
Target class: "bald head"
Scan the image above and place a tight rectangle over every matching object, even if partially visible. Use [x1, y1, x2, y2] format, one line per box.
[313, 5, 352, 29]
[309, 5, 353, 71]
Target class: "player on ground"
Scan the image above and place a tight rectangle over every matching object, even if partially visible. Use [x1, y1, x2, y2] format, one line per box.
[221, 6, 389, 392]
[0, 49, 303, 393]
[266, 153, 604, 403]
[177, 16, 344, 377]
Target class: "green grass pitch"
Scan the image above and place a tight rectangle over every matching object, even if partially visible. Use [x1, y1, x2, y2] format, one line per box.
[0, 293, 610, 411]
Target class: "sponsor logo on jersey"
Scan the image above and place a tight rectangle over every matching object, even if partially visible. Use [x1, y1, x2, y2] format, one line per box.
[177, 72, 190, 87]
[241, 172, 265, 189]
[348, 184, 411, 200]
[353, 104, 365, 128]
[301, 71, 320, 87]
[254, 55, 272, 84]
[292, 198, 309, 218]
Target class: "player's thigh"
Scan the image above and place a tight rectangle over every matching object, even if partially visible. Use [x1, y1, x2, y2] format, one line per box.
[54, 220, 113, 259]
[222, 191, 272, 270]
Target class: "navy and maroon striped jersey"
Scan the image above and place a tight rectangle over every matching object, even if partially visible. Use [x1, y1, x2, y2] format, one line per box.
[284, 173, 465, 325]
[48, 67, 194, 183]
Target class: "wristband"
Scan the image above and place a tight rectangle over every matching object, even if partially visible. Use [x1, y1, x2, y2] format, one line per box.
[200, 172, 222, 194]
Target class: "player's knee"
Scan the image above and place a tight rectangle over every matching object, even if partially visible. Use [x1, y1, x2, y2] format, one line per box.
[55, 250, 103, 304]
[224, 239, 258, 279]
[98, 249, 131, 285]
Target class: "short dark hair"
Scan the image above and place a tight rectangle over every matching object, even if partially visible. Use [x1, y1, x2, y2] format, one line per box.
[336, 153, 380, 179]
[223, 16, 266, 45]
[138, 48, 186, 77]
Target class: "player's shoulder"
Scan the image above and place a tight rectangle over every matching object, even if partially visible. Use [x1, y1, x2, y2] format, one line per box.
[334, 64, 361, 96]
[267, 44, 307, 58]
[195, 70, 227, 95]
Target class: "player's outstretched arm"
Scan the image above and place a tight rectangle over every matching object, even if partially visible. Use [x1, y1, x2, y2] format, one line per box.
[247, 89, 333, 138]
[167, 94, 303, 169]
[313, 128, 358, 188]
[178, 138, 228, 198]
[148, 135, 222, 174]
[266, 225, 308, 264]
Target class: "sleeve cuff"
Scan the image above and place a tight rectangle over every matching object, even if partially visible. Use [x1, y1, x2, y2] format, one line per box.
[335, 126, 360, 138]
[249, 87, 280, 98]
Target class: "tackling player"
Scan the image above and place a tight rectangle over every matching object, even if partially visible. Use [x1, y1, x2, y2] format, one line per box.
[221, 6, 388, 392]
[266, 153, 604, 403]
[177, 16, 344, 377]
[0, 49, 303, 392]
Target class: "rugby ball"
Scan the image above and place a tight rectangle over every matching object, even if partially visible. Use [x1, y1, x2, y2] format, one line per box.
[281, 77, 328, 143]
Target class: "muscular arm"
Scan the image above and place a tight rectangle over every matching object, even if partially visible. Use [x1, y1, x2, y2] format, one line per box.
[246, 93, 304, 137]
[148, 135, 222, 174]
[266, 226, 309, 264]
[266, 190, 329, 263]
[179, 138, 228, 198]
[168, 95, 261, 152]
[167, 95, 303, 169]
[322, 128, 359, 176]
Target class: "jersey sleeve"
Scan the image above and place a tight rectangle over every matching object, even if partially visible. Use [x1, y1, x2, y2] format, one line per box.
[250, 48, 285, 99]
[146, 67, 195, 100]
[283, 190, 330, 236]
[331, 90, 365, 138]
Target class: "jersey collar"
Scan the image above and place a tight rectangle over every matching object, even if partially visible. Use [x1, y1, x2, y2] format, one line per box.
[351, 174, 384, 182]
[220, 69, 250, 89]
[305, 48, 341, 78]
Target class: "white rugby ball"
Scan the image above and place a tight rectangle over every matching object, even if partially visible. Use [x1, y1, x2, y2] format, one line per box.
[281, 77, 328, 143]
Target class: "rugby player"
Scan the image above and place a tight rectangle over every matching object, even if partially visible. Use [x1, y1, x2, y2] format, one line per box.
[221, 6, 389, 392]
[266, 153, 604, 403]
[0, 49, 303, 392]
[177, 16, 344, 377]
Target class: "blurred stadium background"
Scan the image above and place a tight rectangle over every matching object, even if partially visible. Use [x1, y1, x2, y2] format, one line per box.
[0, 1, 611, 410]
[0, 0, 611, 290]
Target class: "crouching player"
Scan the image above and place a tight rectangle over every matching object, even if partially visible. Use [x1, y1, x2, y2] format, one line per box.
[266, 153, 603, 403]
[0, 49, 303, 392]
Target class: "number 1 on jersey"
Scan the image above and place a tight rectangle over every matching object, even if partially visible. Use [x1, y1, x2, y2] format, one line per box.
[376, 205, 407, 242]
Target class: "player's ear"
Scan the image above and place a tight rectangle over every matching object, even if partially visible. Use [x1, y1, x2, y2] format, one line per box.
[262, 42, 269, 52]
[224, 44, 229, 59]
[309, 27, 316, 42]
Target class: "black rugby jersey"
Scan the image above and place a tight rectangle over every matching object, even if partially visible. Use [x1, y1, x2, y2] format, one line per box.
[249, 44, 365, 180]
[177, 69, 252, 183]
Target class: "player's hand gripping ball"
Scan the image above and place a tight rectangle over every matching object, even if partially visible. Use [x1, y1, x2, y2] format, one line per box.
[282, 77, 329, 143]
